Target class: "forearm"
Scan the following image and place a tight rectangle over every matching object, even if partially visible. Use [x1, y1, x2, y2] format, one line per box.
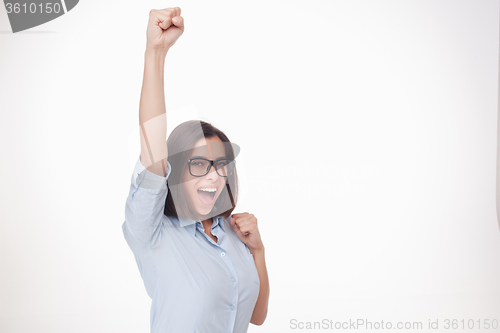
[139, 48, 168, 172]
[250, 247, 269, 325]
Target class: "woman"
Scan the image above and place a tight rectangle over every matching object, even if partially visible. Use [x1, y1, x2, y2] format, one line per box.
[122, 7, 269, 333]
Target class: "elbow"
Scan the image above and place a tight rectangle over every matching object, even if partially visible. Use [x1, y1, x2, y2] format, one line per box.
[250, 314, 267, 326]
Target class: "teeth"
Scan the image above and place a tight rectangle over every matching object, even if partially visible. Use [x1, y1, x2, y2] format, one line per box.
[198, 188, 217, 192]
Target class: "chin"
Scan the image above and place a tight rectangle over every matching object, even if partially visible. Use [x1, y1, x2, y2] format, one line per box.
[197, 207, 213, 216]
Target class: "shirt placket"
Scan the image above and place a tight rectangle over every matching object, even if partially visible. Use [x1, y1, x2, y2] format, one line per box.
[196, 221, 239, 333]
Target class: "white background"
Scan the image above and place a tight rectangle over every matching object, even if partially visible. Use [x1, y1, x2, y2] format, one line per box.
[1, 0, 499, 332]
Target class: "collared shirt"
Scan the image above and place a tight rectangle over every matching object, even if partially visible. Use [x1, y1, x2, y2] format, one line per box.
[122, 156, 260, 333]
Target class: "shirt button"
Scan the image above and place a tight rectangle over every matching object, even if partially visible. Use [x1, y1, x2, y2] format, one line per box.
[221, 252, 226, 257]
[230, 304, 234, 310]
[231, 277, 236, 282]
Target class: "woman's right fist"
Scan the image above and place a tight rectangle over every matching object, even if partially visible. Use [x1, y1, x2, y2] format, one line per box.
[146, 7, 184, 53]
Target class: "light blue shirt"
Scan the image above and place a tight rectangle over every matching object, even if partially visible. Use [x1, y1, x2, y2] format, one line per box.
[122, 156, 260, 333]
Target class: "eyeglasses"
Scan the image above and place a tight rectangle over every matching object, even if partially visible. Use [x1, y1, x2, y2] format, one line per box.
[187, 158, 235, 177]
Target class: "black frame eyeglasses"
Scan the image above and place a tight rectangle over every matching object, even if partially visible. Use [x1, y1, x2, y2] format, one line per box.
[187, 157, 235, 177]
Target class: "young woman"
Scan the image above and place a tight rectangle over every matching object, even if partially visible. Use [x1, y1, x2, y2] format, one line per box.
[122, 7, 269, 333]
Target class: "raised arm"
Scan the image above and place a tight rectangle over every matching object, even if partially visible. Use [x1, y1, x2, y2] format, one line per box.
[139, 7, 184, 177]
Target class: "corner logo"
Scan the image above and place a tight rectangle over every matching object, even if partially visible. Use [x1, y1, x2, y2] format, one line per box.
[3, 0, 79, 33]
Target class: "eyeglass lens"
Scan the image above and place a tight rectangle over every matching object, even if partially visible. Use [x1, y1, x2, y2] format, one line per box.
[189, 159, 233, 177]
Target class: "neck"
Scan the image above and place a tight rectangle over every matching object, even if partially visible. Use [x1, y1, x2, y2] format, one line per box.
[201, 218, 212, 228]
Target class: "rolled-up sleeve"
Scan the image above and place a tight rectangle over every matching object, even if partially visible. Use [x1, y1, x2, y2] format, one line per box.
[122, 156, 172, 249]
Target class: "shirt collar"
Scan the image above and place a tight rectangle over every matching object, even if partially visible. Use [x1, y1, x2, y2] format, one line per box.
[178, 216, 226, 236]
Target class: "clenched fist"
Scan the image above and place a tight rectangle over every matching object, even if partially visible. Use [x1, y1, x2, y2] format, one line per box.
[230, 213, 264, 253]
[146, 7, 184, 53]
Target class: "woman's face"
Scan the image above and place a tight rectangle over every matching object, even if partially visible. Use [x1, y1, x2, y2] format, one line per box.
[183, 136, 227, 217]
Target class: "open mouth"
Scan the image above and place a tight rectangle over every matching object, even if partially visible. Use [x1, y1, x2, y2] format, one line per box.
[197, 187, 217, 206]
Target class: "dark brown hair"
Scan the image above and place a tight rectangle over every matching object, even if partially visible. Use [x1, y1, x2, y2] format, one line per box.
[164, 120, 239, 220]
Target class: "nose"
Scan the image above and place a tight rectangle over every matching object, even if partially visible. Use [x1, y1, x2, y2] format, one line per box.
[206, 164, 219, 179]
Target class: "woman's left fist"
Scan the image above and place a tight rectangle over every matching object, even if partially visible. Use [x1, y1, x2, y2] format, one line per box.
[230, 212, 263, 252]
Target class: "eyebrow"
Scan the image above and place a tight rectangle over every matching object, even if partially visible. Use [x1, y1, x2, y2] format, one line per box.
[190, 155, 227, 160]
